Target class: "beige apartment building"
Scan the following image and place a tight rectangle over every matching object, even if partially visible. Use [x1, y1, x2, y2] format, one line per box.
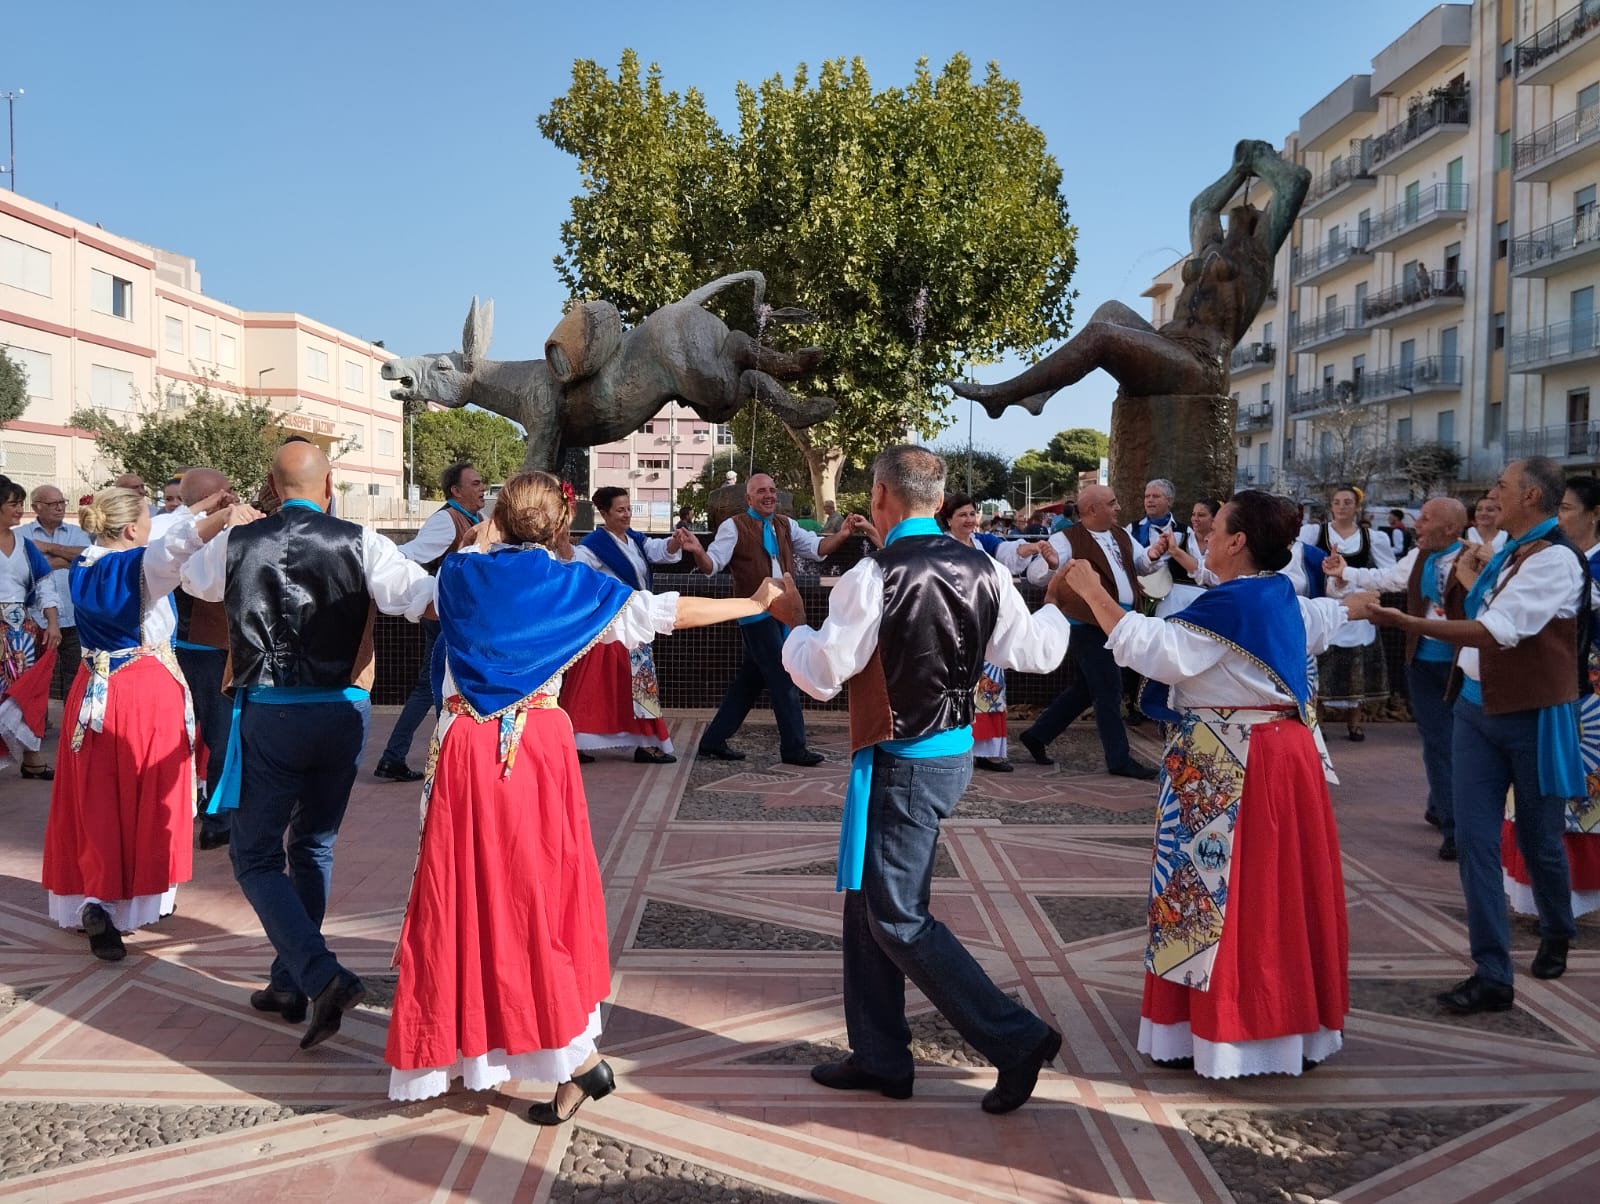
[586, 401, 733, 529]
[1149, 0, 1600, 503]
[0, 190, 407, 521]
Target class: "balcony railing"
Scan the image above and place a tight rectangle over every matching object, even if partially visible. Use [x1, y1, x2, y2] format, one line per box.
[1508, 316, 1600, 371]
[1510, 209, 1600, 275]
[1369, 183, 1470, 248]
[1230, 341, 1277, 373]
[1361, 270, 1467, 323]
[1517, 0, 1600, 75]
[1289, 379, 1361, 415]
[1290, 306, 1365, 350]
[1506, 421, 1600, 461]
[1366, 92, 1471, 168]
[1235, 466, 1277, 489]
[1290, 231, 1372, 282]
[1235, 402, 1274, 432]
[1361, 356, 1464, 401]
[1304, 155, 1377, 208]
[1514, 104, 1600, 175]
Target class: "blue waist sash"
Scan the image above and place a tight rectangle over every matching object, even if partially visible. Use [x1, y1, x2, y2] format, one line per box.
[173, 639, 224, 653]
[1457, 678, 1584, 799]
[837, 725, 973, 892]
[207, 684, 370, 813]
[1067, 601, 1134, 627]
[1413, 636, 1454, 662]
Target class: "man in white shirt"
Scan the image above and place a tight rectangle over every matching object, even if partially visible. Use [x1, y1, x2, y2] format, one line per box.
[20, 485, 90, 700]
[1021, 484, 1166, 778]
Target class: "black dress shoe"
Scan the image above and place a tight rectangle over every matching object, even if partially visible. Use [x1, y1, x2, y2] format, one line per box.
[300, 970, 367, 1049]
[250, 986, 309, 1024]
[373, 760, 424, 782]
[809, 1059, 913, 1100]
[1437, 838, 1457, 861]
[782, 749, 825, 767]
[528, 1059, 616, 1125]
[1532, 938, 1570, 980]
[1151, 1056, 1195, 1070]
[1346, 729, 1366, 742]
[575, 751, 595, 764]
[81, 903, 125, 962]
[197, 827, 231, 851]
[982, 1028, 1062, 1114]
[696, 744, 746, 761]
[20, 764, 54, 780]
[1109, 762, 1158, 781]
[1424, 809, 1443, 829]
[1436, 974, 1514, 1015]
[974, 757, 1014, 773]
[1019, 732, 1053, 766]
[634, 747, 676, 764]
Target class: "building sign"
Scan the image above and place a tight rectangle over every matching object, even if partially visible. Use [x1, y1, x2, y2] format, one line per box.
[277, 413, 338, 436]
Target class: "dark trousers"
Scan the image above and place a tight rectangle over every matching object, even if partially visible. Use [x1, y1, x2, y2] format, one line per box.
[843, 750, 1047, 1077]
[1024, 624, 1132, 771]
[380, 618, 439, 766]
[50, 627, 80, 702]
[1406, 657, 1455, 839]
[175, 644, 231, 838]
[702, 617, 807, 757]
[230, 698, 370, 999]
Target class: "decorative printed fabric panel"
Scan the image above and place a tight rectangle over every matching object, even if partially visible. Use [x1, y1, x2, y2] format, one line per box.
[630, 644, 663, 720]
[974, 662, 1006, 715]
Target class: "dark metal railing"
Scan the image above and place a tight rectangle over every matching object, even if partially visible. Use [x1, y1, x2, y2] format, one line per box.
[1235, 402, 1274, 431]
[1366, 92, 1471, 165]
[1369, 183, 1470, 245]
[1290, 232, 1371, 280]
[1361, 356, 1464, 401]
[1514, 103, 1600, 172]
[1508, 316, 1600, 369]
[1230, 342, 1277, 372]
[1306, 155, 1376, 204]
[1235, 466, 1277, 489]
[1517, 0, 1600, 74]
[1361, 270, 1467, 321]
[1290, 306, 1363, 348]
[1506, 421, 1600, 460]
[1289, 379, 1362, 415]
[1510, 209, 1600, 272]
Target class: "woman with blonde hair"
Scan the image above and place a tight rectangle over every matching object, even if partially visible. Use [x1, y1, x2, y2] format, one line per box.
[41, 485, 255, 960]
[384, 471, 783, 1122]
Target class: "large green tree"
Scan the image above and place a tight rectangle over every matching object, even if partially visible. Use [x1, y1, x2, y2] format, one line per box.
[411, 407, 526, 498]
[1011, 427, 1108, 500]
[927, 442, 1012, 504]
[0, 348, 28, 426]
[539, 51, 1077, 504]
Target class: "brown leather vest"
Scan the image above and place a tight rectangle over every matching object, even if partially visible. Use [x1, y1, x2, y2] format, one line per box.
[1056, 524, 1145, 625]
[423, 505, 478, 574]
[1403, 545, 1466, 662]
[726, 513, 796, 596]
[1450, 540, 1584, 714]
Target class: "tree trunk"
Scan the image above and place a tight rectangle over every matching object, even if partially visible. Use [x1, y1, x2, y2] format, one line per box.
[786, 424, 846, 510]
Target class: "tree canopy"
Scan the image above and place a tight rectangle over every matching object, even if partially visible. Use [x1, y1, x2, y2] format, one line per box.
[539, 50, 1078, 502]
[411, 407, 527, 498]
[0, 348, 28, 426]
[1011, 427, 1107, 500]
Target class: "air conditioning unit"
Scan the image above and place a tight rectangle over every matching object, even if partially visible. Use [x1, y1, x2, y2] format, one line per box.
[647, 471, 661, 480]
[627, 469, 643, 478]
[1252, 343, 1271, 363]
[1416, 361, 1440, 382]
[694, 433, 708, 443]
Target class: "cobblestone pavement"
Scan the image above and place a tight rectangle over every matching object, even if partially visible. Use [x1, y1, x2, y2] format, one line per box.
[0, 707, 1596, 1201]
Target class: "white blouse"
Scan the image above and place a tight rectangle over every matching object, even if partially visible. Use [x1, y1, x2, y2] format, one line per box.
[1297, 523, 1394, 648]
[572, 528, 681, 587]
[0, 534, 61, 614]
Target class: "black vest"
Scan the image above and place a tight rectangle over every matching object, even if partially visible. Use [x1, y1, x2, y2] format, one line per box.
[224, 507, 370, 691]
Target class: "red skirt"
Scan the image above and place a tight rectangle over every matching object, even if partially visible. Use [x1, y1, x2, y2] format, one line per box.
[558, 640, 670, 749]
[1502, 818, 1600, 914]
[385, 707, 613, 1072]
[1142, 721, 1349, 1045]
[41, 660, 194, 904]
[973, 712, 1006, 742]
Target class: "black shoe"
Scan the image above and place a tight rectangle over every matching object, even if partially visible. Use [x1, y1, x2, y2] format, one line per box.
[974, 757, 1014, 773]
[575, 751, 595, 764]
[1437, 838, 1457, 861]
[1020, 732, 1053, 766]
[197, 827, 230, 851]
[809, 1059, 913, 1100]
[1347, 729, 1366, 743]
[1424, 809, 1443, 829]
[982, 1028, 1062, 1115]
[81, 903, 125, 962]
[300, 970, 367, 1049]
[20, 764, 54, 780]
[373, 760, 423, 782]
[1109, 761, 1158, 781]
[1436, 975, 1514, 1015]
[696, 744, 746, 762]
[1151, 1056, 1195, 1070]
[782, 749, 825, 767]
[634, 747, 676, 764]
[527, 1059, 616, 1125]
[250, 986, 309, 1024]
[1532, 938, 1570, 981]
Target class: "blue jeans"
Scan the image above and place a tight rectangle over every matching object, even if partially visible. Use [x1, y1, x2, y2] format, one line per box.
[1452, 699, 1576, 986]
[842, 750, 1048, 1078]
[1406, 658, 1455, 839]
[702, 617, 807, 757]
[229, 698, 370, 998]
[176, 645, 231, 838]
[380, 618, 439, 765]
[1024, 623, 1132, 771]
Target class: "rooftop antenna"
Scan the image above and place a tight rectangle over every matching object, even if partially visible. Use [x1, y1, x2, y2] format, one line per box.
[0, 89, 21, 191]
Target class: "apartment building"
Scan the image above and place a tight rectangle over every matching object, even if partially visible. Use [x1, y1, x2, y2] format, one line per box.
[586, 401, 733, 528]
[0, 190, 407, 520]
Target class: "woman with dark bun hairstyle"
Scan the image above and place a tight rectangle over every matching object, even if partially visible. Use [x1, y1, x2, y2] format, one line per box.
[1058, 490, 1378, 1078]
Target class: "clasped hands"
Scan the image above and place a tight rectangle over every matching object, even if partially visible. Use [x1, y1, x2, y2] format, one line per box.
[753, 573, 807, 628]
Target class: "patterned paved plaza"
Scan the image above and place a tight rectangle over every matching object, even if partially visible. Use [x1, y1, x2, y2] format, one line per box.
[0, 709, 1596, 1203]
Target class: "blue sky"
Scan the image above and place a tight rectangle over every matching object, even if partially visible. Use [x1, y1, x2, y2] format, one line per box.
[6, 0, 1433, 459]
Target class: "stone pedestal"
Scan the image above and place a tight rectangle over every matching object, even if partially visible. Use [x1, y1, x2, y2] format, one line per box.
[1109, 392, 1238, 510]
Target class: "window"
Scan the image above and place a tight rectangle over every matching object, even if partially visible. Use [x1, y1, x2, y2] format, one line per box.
[1493, 311, 1506, 350]
[1396, 417, 1413, 444]
[377, 429, 394, 456]
[347, 424, 365, 449]
[0, 345, 52, 399]
[0, 236, 51, 296]
[1487, 402, 1503, 443]
[1351, 354, 1365, 389]
[597, 452, 629, 470]
[89, 364, 136, 410]
[163, 316, 184, 353]
[1499, 39, 1514, 79]
[1354, 281, 1367, 323]
[638, 456, 668, 469]
[1283, 436, 1293, 463]
[1262, 321, 1273, 346]
[1260, 383, 1271, 404]
[1496, 221, 1510, 259]
[1577, 184, 1598, 218]
[1495, 131, 1511, 171]
[1357, 208, 1371, 246]
[677, 455, 696, 471]
[218, 333, 236, 368]
[306, 346, 330, 380]
[166, 386, 186, 410]
[715, 424, 734, 446]
[642, 422, 656, 434]
[193, 325, 212, 362]
[1403, 181, 1421, 224]
[1581, 82, 1600, 116]
[344, 360, 364, 390]
[90, 269, 133, 320]
[1437, 410, 1456, 445]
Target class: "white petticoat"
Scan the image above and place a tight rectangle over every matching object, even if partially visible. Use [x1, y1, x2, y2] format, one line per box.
[1504, 872, 1600, 920]
[572, 731, 673, 754]
[1139, 1018, 1343, 1079]
[48, 887, 178, 932]
[387, 1005, 604, 1102]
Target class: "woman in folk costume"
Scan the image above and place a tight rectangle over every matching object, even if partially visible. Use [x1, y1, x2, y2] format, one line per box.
[561, 486, 707, 765]
[1062, 491, 1378, 1077]
[40, 486, 255, 960]
[0, 475, 62, 778]
[385, 472, 783, 1120]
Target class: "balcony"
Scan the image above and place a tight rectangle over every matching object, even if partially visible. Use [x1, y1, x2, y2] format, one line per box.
[1235, 466, 1278, 490]
[1361, 269, 1467, 328]
[1301, 155, 1379, 218]
[1230, 341, 1277, 377]
[1516, 0, 1600, 84]
[1235, 402, 1274, 433]
[1290, 232, 1374, 285]
[1510, 209, 1600, 278]
[1290, 306, 1368, 352]
[1360, 356, 1464, 402]
[1506, 422, 1600, 462]
[1368, 183, 1470, 252]
[1508, 316, 1600, 373]
[1365, 92, 1471, 176]
[1289, 379, 1361, 417]
[1514, 104, 1600, 182]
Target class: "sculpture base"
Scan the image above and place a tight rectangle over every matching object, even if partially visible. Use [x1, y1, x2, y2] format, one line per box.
[1109, 393, 1239, 512]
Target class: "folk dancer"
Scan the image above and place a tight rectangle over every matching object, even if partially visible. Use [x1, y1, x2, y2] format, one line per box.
[0, 474, 61, 778]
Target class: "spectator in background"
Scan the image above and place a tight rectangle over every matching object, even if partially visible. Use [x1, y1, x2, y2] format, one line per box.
[1387, 508, 1415, 557]
[820, 498, 845, 535]
[20, 485, 90, 701]
[676, 505, 696, 531]
[1050, 500, 1079, 534]
[161, 478, 183, 513]
[113, 473, 160, 518]
[1467, 495, 1508, 553]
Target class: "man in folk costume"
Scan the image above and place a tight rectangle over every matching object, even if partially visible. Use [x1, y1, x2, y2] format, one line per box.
[1371, 458, 1587, 1011]
[564, 486, 711, 764]
[375, 460, 486, 783]
[1325, 496, 1470, 859]
[778, 445, 1073, 1113]
[697, 473, 865, 765]
[182, 443, 435, 1047]
[1021, 483, 1167, 778]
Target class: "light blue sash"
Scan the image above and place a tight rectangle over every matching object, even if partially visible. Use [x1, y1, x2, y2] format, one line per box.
[207, 684, 369, 813]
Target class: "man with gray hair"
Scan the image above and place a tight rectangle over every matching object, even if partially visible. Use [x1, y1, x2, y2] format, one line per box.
[20, 485, 90, 700]
[775, 444, 1074, 1113]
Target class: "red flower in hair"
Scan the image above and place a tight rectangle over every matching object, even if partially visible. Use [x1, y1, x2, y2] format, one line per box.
[560, 480, 577, 512]
[79, 494, 93, 506]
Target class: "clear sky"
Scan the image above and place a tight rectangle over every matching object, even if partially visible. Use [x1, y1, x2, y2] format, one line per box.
[5, 0, 1437, 461]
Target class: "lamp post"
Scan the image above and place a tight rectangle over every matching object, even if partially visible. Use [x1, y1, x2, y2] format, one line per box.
[666, 406, 682, 532]
[0, 89, 20, 192]
[257, 367, 274, 396]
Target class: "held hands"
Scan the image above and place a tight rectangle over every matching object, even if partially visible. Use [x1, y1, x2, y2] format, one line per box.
[219, 503, 262, 529]
[1037, 540, 1060, 570]
[1340, 591, 1382, 622]
[844, 513, 882, 545]
[673, 527, 704, 555]
[763, 572, 808, 629]
[190, 488, 241, 517]
[1148, 530, 1173, 559]
[1322, 550, 1347, 580]
[750, 578, 786, 611]
[1047, 558, 1101, 610]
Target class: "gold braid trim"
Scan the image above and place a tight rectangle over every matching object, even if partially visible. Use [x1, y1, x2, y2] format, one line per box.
[1167, 617, 1312, 727]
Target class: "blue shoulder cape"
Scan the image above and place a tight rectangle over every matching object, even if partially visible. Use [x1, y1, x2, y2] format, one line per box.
[70, 548, 151, 651]
[19, 538, 54, 611]
[437, 547, 634, 716]
[580, 528, 651, 590]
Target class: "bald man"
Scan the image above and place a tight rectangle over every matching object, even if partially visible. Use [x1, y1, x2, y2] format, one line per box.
[113, 473, 160, 519]
[183, 443, 435, 1048]
[1325, 496, 1470, 858]
[697, 474, 867, 764]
